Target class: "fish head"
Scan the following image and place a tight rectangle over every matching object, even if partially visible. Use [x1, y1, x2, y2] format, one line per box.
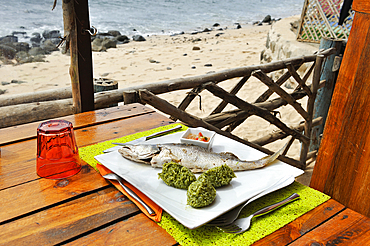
[118, 144, 160, 164]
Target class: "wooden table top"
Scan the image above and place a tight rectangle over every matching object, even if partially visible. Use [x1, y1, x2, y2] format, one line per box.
[1, 103, 369, 246]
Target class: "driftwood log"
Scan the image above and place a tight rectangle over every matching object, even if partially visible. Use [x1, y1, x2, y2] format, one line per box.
[0, 87, 72, 107]
[1, 99, 74, 129]
[0, 50, 335, 109]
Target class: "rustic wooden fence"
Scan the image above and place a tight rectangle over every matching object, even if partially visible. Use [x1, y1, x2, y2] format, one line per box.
[0, 48, 336, 169]
[126, 48, 336, 170]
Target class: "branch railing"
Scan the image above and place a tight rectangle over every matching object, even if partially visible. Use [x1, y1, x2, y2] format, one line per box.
[0, 48, 336, 170]
[136, 48, 336, 169]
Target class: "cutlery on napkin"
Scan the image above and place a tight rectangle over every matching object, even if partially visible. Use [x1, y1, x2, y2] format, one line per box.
[103, 125, 182, 153]
[103, 173, 156, 215]
[96, 163, 163, 222]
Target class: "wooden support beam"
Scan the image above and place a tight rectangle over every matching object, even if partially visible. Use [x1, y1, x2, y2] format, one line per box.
[63, 0, 94, 113]
[310, 38, 343, 151]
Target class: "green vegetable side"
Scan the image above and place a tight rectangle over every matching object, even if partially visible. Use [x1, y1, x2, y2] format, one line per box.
[187, 176, 216, 208]
[199, 164, 236, 188]
[158, 162, 237, 208]
[158, 162, 196, 189]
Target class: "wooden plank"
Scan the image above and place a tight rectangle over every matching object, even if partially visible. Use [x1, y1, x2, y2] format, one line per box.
[0, 187, 139, 245]
[252, 117, 323, 146]
[0, 103, 154, 146]
[252, 199, 345, 246]
[311, 11, 370, 191]
[0, 112, 174, 190]
[310, 11, 370, 217]
[290, 208, 370, 245]
[353, 0, 370, 13]
[0, 163, 107, 223]
[0, 99, 74, 129]
[0, 106, 176, 245]
[64, 214, 177, 246]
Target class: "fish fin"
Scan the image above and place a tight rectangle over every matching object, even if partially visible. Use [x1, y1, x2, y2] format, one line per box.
[219, 152, 239, 159]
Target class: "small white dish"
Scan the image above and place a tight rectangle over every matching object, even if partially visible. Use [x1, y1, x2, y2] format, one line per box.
[180, 127, 215, 150]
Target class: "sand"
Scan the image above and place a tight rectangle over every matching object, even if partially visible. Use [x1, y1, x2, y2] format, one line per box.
[0, 21, 313, 185]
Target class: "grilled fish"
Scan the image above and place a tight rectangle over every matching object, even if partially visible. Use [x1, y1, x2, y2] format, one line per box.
[118, 143, 284, 173]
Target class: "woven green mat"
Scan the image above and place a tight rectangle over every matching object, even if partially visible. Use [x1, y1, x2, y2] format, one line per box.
[79, 124, 330, 246]
[157, 182, 329, 246]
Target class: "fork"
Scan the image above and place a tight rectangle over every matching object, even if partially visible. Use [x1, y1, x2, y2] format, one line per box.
[218, 193, 300, 234]
[207, 176, 294, 226]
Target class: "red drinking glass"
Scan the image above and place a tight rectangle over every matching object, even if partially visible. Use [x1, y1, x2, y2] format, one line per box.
[36, 120, 81, 179]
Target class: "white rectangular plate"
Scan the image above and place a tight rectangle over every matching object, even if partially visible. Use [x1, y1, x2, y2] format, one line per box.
[95, 128, 304, 229]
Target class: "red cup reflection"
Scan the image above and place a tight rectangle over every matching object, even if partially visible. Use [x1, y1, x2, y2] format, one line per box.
[37, 120, 81, 179]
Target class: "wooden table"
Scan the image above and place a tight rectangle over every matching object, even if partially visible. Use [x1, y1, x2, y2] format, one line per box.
[1, 103, 369, 245]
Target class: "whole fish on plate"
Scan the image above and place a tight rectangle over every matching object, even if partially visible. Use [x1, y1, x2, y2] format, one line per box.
[118, 143, 285, 173]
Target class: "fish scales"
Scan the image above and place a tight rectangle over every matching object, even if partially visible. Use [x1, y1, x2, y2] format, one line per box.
[118, 143, 285, 173]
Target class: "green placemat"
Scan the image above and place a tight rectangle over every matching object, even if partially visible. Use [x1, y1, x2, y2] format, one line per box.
[157, 182, 329, 246]
[79, 124, 330, 246]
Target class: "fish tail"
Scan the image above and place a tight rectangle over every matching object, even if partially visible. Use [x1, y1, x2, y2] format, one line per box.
[256, 143, 287, 167]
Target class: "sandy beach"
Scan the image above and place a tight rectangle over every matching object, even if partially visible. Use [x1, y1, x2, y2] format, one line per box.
[0, 20, 313, 184]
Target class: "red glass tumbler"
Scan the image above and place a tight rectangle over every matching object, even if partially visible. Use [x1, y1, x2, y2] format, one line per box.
[36, 120, 81, 179]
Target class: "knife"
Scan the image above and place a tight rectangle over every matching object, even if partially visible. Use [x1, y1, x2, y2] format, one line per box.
[103, 173, 156, 216]
[103, 125, 182, 153]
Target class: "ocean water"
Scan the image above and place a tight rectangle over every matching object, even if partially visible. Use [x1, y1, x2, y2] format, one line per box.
[0, 0, 304, 42]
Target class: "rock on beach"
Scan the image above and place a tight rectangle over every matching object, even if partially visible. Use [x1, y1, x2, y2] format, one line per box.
[0, 15, 280, 64]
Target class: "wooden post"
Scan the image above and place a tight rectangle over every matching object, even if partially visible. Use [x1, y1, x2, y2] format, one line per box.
[310, 0, 370, 217]
[62, 0, 94, 113]
[309, 37, 344, 151]
[299, 54, 324, 166]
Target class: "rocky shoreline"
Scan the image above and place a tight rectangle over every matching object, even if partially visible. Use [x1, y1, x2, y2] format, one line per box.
[0, 15, 279, 65]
